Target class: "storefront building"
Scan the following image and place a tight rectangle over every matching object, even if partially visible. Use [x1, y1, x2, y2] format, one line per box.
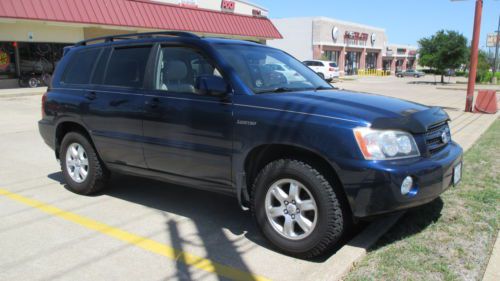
[270, 17, 417, 76]
[0, 0, 281, 88]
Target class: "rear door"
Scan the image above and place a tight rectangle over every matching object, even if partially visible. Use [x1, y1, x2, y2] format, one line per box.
[82, 44, 153, 168]
[142, 44, 233, 191]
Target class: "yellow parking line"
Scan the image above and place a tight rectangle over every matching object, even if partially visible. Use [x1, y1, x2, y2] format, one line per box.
[0, 188, 270, 281]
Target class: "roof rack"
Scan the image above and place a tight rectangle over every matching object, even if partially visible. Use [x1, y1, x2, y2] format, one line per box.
[74, 31, 199, 46]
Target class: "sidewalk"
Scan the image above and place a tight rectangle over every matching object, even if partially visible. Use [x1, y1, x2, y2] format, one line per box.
[0, 87, 47, 98]
[483, 233, 500, 281]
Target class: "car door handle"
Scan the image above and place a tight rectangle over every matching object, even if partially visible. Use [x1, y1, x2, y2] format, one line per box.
[84, 91, 97, 100]
[145, 97, 160, 108]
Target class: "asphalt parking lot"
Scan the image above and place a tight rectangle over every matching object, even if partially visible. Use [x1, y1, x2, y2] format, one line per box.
[0, 77, 497, 281]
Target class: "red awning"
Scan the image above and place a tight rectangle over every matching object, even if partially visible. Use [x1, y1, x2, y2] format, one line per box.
[0, 0, 282, 39]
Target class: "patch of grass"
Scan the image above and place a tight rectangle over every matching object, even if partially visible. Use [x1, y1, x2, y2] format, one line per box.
[346, 119, 500, 281]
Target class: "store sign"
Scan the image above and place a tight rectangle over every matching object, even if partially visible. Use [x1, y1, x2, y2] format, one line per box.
[0, 49, 10, 71]
[332, 26, 339, 42]
[344, 31, 369, 41]
[487, 32, 499, 48]
[178, 0, 197, 7]
[397, 48, 407, 55]
[221, 0, 235, 12]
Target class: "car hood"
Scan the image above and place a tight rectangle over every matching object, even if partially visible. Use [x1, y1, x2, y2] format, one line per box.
[249, 90, 449, 133]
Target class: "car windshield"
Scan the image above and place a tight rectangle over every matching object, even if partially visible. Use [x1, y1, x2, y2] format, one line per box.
[215, 44, 332, 94]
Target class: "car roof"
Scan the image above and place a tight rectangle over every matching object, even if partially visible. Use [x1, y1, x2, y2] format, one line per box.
[68, 35, 265, 53]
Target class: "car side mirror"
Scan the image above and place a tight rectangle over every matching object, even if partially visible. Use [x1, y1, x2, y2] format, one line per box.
[195, 75, 229, 97]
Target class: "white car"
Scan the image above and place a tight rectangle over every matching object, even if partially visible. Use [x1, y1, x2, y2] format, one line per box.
[303, 60, 340, 81]
[262, 64, 307, 83]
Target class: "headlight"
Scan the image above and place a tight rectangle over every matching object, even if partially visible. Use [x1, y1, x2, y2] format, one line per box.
[353, 128, 420, 160]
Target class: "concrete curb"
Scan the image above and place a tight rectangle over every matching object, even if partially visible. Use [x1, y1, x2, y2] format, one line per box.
[482, 231, 500, 281]
[435, 87, 499, 92]
[0, 87, 47, 98]
[307, 212, 403, 281]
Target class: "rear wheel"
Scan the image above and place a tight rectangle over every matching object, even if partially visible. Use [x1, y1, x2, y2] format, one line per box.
[60, 132, 109, 195]
[251, 159, 346, 258]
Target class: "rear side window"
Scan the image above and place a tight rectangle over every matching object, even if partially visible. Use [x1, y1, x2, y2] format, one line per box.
[104, 46, 151, 88]
[62, 48, 101, 85]
[91, 48, 111, 85]
[329, 63, 338, 67]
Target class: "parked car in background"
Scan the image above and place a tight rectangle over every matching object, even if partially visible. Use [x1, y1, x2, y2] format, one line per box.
[303, 60, 339, 81]
[39, 32, 463, 258]
[396, 69, 425, 78]
[261, 63, 306, 83]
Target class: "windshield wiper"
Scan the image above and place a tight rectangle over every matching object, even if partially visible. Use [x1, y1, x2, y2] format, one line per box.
[313, 86, 334, 91]
[256, 87, 298, 94]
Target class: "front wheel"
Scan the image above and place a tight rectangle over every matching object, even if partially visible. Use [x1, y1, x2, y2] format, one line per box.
[251, 159, 346, 258]
[60, 132, 109, 195]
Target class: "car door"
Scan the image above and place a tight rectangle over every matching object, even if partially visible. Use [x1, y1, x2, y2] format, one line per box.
[142, 44, 233, 191]
[82, 44, 153, 168]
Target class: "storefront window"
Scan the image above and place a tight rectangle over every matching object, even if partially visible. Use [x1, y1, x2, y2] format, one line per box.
[345, 51, 360, 75]
[323, 50, 339, 64]
[0, 42, 16, 79]
[396, 59, 404, 72]
[365, 52, 377, 70]
[407, 59, 415, 70]
[383, 59, 392, 71]
[18, 42, 69, 76]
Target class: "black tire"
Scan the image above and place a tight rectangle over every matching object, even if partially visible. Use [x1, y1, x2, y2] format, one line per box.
[251, 159, 346, 258]
[414, 74, 419, 78]
[60, 132, 109, 195]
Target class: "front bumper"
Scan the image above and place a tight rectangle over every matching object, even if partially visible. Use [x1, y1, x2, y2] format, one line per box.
[339, 141, 463, 218]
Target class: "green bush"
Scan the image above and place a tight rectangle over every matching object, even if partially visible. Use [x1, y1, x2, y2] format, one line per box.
[479, 72, 500, 83]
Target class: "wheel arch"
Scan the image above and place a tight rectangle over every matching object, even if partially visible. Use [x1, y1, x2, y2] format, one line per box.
[55, 120, 94, 159]
[242, 143, 351, 215]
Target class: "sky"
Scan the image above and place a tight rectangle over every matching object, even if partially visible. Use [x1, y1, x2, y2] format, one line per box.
[252, 0, 499, 49]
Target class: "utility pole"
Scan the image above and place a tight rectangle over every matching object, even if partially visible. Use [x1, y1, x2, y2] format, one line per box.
[492, 14, 500, 84]
[465, 0, 483, 112]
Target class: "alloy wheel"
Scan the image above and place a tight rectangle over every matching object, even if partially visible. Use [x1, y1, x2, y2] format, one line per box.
[264, 178, 318, 240]
[65, 143, 89, 183]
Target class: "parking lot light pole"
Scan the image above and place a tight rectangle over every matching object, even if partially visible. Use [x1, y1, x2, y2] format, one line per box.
[465, 0, 483, 112]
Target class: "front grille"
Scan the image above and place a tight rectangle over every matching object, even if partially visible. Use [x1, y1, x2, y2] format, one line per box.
[425, 121, 451, 155]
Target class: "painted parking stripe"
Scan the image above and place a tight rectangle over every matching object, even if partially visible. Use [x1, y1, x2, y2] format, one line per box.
[0, 188, 270, 281]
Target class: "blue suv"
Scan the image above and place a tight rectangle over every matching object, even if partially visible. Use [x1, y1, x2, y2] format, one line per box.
[39, 32, 463, 258]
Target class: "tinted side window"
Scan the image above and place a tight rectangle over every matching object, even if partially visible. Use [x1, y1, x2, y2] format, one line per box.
[62, 48, 101, 85]
[104, 46, 151, 88]
[91, 48, 111, 85]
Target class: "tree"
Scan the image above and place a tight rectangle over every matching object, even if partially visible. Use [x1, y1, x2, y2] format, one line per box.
[475, 50, 491, 82]
[418, 30, 468, 83]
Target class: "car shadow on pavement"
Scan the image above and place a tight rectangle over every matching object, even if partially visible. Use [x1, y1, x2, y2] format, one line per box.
[48, 171, 297, 280]
[47, 170, 360, 269]
[368, 197, 444, 251]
